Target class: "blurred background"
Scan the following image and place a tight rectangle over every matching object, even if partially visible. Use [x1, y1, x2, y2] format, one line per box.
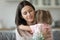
[0, 0, 60, 40]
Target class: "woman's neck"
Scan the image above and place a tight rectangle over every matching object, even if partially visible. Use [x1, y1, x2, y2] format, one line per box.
[27, 22, 32, 25]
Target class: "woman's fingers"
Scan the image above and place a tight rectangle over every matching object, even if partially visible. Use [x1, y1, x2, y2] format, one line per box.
[41, 24, 53, 40]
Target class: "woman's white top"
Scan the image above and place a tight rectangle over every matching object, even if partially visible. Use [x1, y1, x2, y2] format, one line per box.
[15, 29, 32, 40]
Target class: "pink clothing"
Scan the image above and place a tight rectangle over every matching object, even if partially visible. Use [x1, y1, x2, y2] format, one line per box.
[30, 23, 53, 40]
[30, 23, 49, 33]
[30, 24, 41, 33]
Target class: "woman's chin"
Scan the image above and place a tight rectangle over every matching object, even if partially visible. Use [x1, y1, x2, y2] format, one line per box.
[28, 19, 34, 23]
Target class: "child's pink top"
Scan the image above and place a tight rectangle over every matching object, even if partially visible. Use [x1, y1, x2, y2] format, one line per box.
[30, 23, 53, 40]
[30, 23, 50, 33]
[30, 24, 41, 33]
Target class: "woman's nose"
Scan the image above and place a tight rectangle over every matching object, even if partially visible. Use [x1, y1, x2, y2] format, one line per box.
[27, 12, 30, 16]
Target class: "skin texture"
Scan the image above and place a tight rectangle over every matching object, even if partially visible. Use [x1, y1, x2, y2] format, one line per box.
[19, 25, 31, 32]
[21, 5, 35, 25]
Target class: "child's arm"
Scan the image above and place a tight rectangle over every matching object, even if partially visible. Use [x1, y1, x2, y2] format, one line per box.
[18, 25, 32, 32]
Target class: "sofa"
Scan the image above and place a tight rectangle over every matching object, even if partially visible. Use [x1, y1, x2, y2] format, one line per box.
[0, 30, 60, 40]
[0, 31, 16, 40]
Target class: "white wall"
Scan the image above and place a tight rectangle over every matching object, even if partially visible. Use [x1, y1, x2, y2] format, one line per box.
[49, 9, 60, 21]
[0, 0, 19, 28]
[0, 0, 60, 28]
[49, 9, 60, 26]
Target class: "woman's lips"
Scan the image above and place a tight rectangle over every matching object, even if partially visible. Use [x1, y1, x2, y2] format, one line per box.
[28, 16, 33, 19]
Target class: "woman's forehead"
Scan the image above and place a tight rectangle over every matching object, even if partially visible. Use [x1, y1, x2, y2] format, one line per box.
[21, 6, 33, 12]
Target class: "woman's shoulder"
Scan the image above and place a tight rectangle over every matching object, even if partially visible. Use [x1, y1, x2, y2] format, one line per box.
[15, 29, 24, 40]
[15, 28, 32, 40]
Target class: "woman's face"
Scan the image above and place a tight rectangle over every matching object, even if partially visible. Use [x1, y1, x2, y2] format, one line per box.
[21, 5, 35, 23]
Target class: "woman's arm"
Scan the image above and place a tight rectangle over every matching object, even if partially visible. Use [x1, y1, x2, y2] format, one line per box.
[18, 25, 32, 32]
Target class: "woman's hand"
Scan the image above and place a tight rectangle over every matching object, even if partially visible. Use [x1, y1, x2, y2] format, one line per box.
[41, 24, 53, 40]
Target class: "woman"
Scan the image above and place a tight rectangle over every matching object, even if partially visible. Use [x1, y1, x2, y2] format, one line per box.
[15, 1, 53, 40]
[15, 1, 36, 40]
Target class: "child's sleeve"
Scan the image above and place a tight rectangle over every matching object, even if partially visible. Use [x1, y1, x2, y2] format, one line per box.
[30, 24, 37, 33]
[31, 24, 44, 40]
[30, 24, 43, 33]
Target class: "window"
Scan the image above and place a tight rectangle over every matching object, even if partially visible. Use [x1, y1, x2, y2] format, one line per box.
[42, 0, 51, 5]
[55, 0, 60, 5]
[30, 0, 38, 5]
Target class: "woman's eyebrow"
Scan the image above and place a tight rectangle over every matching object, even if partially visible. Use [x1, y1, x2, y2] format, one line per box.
[28, 8, 32, 10]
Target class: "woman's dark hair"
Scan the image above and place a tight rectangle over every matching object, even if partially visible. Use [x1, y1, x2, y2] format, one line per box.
[15, 1, 35, 26]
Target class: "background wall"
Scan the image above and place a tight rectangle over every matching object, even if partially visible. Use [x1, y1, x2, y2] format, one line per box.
[0, 0, 60, 28]
[0, 0, 19, 28]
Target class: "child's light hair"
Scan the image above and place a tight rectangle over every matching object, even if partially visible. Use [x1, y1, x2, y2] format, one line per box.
[36, 10, 52, 25]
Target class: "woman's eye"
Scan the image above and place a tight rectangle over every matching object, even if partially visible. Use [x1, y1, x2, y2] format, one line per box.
[23, 12, 27, 15]
[29, 10, 32, 12]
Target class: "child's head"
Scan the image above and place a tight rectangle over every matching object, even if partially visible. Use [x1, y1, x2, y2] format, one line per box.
[36, 10, 52, 25]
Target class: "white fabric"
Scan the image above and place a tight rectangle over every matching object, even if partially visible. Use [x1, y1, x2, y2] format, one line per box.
[15, 29, 32, 40]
